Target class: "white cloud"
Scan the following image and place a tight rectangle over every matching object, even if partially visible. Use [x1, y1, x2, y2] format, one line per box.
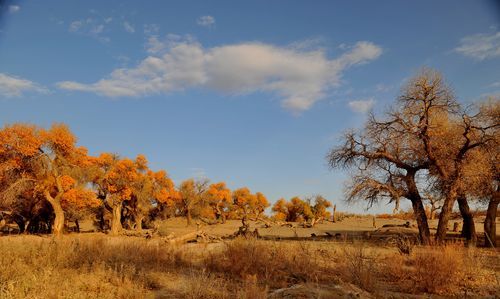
[8, 5, 20, 13]
[455, 31, 500, 60]
[57, 37, 382, 112]
[348, 98, 375, 114]
[197, 15, 215, 27]
[123, 21, 135, 33]
[0, 73, 48, 97]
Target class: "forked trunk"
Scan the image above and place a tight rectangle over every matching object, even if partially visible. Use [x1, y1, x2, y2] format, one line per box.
[111, 204, 122, 235]
[484, 196, 499, 247]
[45, 191, 64, 236]
[52, 202, 65, 236]
[457, 195, 476, 245]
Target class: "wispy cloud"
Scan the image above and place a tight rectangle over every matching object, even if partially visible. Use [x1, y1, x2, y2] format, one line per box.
[189, 167, 207, 179]
[8, 5, 20, 14]
[57, 36, 382, 112]
[0, 73, 48, 97]
[68, 17, 110, 43]
[455, 31, 500, 60]
[197, 15, 215, 28]
[375, 83, 392, 93]
[348, 98, 375, 114]
[123, 21, 135, 33]
[488, 81, 500, 88]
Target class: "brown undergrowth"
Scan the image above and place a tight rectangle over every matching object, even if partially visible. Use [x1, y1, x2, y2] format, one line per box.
[0, 234, 498, 298]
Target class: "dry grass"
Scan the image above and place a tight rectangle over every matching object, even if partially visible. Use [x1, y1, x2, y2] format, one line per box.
[0, 234, 498, 298]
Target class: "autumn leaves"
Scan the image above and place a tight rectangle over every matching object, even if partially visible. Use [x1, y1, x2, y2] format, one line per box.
[0, 125, 270, 235]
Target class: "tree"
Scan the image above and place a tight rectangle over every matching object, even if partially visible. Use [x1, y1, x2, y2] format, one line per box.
[125, 154, 153, 231]
[231, 187, 269, 220]
[92, 154, 138, 235]
[178, 178, 209, 226]
[310, 195, 332, 225]
[271, 198, 288, 221]
[459, 99, 500, 246]
[205, 182, 232, 223]
[148, 169, 179, 220]
[254, 192, 270, 219]
[328, 69, 498, 244]
[423, 191, 442, 220]
[328, 115, 432, 244]
[287, 197, 312, 222]
[0, 123, 100, 235]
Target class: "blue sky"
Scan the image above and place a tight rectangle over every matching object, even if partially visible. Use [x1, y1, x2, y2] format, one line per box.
[0, 0, 499, 213]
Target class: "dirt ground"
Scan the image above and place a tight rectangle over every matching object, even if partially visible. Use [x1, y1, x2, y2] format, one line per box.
[130, 215, 499, 244]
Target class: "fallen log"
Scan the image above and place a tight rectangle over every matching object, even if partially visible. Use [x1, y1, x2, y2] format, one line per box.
[167, 231, 202, 244]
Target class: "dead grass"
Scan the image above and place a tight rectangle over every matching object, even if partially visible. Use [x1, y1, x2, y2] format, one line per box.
[0, 234, 498, 298]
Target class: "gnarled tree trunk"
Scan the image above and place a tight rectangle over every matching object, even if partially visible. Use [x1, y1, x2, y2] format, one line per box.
[484, 193, 499, 247]
[410, 198, 431, 245]
[406, 174, 431, 245]
[135, 215, 144, 232]
[435, 189, 458, 242]
[457, 195, 476, 245]
[111, 204, 122, 235]
[45, 191, 64, 236]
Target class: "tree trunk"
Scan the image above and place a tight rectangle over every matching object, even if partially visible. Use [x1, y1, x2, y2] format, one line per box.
[45, 191, 65, 236]
[186, 208, 192, 226]
[484, 196, 499, 247]
[435, 191, 456, 243]
[405, 173, 431, 245]
[75, 220, 80, 233]
[111, 204, 122, 235]
[429, 208, 436, 220]
[411, 198, 431, 245]
[457, 195, 476, 245]
[12, 215, 25, 234]
[135, 215, 143, 232]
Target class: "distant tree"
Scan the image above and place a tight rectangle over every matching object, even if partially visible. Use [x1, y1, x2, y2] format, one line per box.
[231, 187, 269, 221]
[310, 195, 332, 225]
[148, 169, 179, 220]
[271, 198, 288, 221]
[423, 191, 442, 221]
[205, 182, 232, 223]
[178, 178, 209, 226]
[254, 192, 270, 219]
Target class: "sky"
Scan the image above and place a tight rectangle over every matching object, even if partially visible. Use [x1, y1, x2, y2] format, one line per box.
[0, 0, 499, 213]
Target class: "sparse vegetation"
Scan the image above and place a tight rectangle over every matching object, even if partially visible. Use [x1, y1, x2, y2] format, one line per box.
[0, 234, 497, 298]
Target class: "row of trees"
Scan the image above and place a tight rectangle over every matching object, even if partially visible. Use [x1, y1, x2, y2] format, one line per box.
[328, 69, 499, 246]
[0, 124, 269, 235]
[272, 195, 331, 225]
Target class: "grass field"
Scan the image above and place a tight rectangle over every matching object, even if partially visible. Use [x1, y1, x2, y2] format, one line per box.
[0, 217, 498, 298]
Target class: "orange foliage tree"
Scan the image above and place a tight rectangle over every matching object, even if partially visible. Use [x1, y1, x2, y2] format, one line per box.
[0, 123, 100, 235]
[92, 153, 138, 235]
[230, 187, 269, 220]
[205, 182, 232, 223]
